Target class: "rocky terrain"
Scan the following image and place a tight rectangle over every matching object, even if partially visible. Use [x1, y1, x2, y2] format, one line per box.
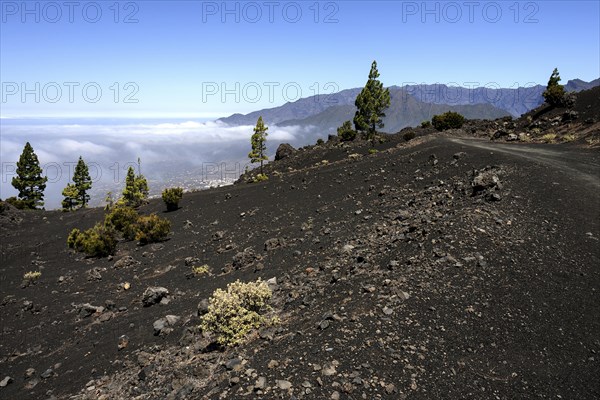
[1, 88, 599, 399]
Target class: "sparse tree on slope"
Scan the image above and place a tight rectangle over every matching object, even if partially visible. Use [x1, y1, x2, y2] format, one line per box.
[62, 183, 79, 211]
[73, 156, 92, 208]
[249, 116, 269, 175]
[354, 61, 391, 144]
[11, 142, 47, 209]
[542, 68, 566, 107]
[121, 164, 148, 208]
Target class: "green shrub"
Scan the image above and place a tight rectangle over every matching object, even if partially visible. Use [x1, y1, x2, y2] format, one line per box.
[5, 196, 31, 210]
[420, 120, 431, 128]
[22, 270, 42, 287]
[135, 214, 171, 244]
[200, 279, 274, 346]
[251, 173, 269, 183]
[23, 271, 41, 282]
[162, 187, 183, 211]
[403, 130, 416, 141]
[316, 138, 324, 146]
[337, 120, 357, 141]
[431, 111, 465, 131]
[67, 228, 81, 249]
[105, 206, 139, 240]
[541, 133, 557, 143]
[67, 223, 117, 257]
[192, 264, 210, 276]
[368, 148, 378, 155]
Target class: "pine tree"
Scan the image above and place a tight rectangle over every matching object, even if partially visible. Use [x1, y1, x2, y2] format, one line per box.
[353, 61, 391, 144]
[134, 157, 149, 201]
[11, 142, 48, 209]
[62, 183, 79, 211]
[249, 116, 269, 174]
[120, 164, 149, 207]
[73, 156, 92, 208]
[542, 68, 566, 107]
[122, 166, 140, 207]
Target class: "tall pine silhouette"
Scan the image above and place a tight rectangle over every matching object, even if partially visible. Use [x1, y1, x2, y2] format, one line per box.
[354, 61, 391, 144]
[12, 142, 47, 209]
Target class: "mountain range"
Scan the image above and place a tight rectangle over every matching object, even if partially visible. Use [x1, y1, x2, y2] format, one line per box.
[218, 78, 599, 134]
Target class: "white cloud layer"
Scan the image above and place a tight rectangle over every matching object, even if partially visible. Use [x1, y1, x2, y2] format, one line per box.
[0, 119, 319, 208]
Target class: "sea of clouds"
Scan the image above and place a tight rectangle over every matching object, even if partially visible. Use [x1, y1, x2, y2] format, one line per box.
[0, 119, 318, 209]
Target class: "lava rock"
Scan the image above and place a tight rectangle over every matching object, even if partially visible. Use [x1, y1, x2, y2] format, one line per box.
[275, 143, 296, 161]
[142, 287, 169, 307]
[264, 237, 285, 251]
[113, 256, 140, 269]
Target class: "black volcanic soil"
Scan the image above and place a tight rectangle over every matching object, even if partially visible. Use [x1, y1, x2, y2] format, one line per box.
[1, 92, 599, 399]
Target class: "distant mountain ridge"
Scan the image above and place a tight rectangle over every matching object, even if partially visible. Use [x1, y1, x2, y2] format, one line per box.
[218, 78, 599, 135]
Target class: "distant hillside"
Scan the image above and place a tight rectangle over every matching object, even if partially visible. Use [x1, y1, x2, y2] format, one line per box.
[277, 88, 509, 134]
[403, 78, 600, 116]
[218, 88, 361, 126]
[218, 79, 599, 130]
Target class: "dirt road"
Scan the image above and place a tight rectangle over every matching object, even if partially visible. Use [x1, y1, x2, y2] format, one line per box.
[447, 138, 600, 189]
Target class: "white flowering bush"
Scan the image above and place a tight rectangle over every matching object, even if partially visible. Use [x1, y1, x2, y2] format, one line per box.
[200, 279, 274, 346]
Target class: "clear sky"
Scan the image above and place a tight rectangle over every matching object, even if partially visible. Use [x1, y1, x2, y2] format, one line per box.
[1, 0, 599, 119]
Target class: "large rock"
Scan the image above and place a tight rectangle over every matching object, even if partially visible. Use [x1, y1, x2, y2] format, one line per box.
[264, 237, 286, 251]
[471, 167, 503, 198]
[113, 256, 140, 269]
[232, 248, 259, 270]
[142, 287, 169, 307]
[153, 315, 180, 336]
[275, 143, 296, 161]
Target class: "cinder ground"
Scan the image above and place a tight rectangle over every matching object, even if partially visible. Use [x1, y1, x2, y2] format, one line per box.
[1, 88, 599, 399]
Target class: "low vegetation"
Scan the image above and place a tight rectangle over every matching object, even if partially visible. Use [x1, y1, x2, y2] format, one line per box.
[337, 120, 357, 141]
[192, 264, 210, 276]
[200, 279, 276, 346]
[105, 205, 140, 240]
[135, 214, 172, 244]
[432, 111, 466, 131]
[67, 171, 171, 257]
[403, 130, 417, 141]
[251, 173, 269, 183]
[162, 187, 184, 211]
[67, 224, 117, 257]
[23, 271, 42, 286]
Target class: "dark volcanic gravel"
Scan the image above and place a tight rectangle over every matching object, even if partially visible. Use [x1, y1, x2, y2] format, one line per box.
[1, 121, 599, 399]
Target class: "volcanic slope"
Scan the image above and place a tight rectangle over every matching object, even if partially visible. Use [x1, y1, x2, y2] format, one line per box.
[1, 132, 599, 399]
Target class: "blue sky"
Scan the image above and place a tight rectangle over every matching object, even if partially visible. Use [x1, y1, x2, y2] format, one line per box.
[1, 0, 599, 118]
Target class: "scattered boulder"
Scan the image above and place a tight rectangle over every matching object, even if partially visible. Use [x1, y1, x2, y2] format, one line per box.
[117, 335, 129, 350]
[264, 237, 285, 251]
[275, 143, 296, 161]
[0, 376, 13, 387]
[113, 256, 140, 269]
[153, 315, 180, 336]
[472, 167, 502, 195]
[86, 267, 102, 281]
[185, 257, 200, 266]
[232, 248, 259, 270]
[78, 303, 104, 318]
[142, 287, 169, 307]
